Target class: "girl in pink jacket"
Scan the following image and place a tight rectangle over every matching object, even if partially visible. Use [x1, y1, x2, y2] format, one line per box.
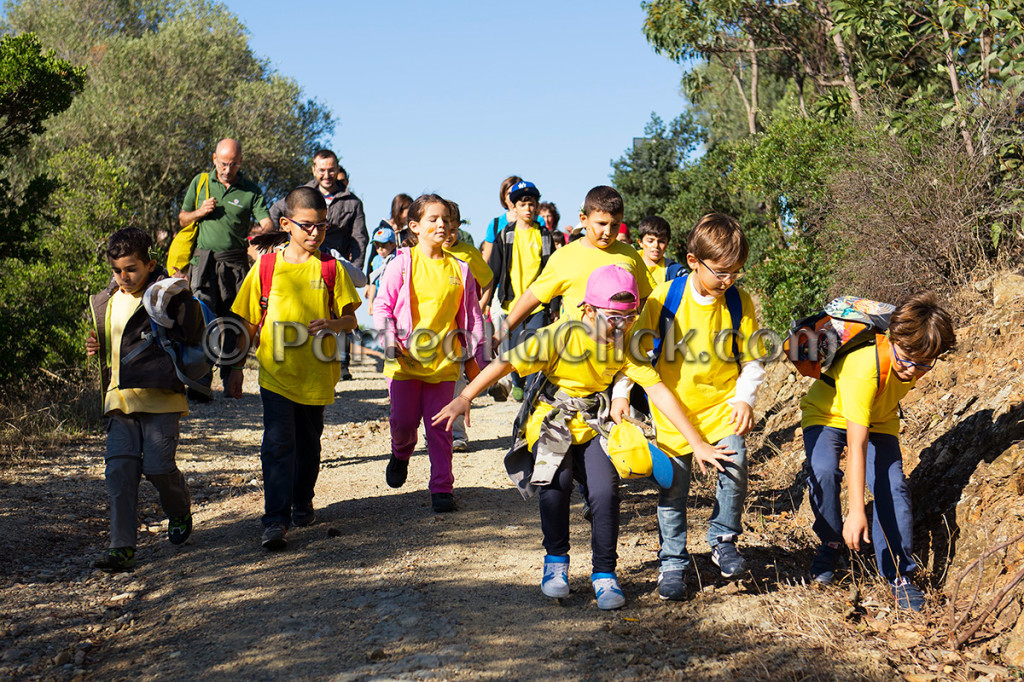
[373, 194, 483, 512]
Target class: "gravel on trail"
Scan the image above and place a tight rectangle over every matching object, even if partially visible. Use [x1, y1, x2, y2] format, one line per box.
[1, 359, 908, 681]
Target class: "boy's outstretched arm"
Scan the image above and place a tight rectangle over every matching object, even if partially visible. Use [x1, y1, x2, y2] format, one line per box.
[494, 289, 542, 351]
[843, 421, 871, 550]
[644, 382, 736, 475]
[431, 359, 514, 431]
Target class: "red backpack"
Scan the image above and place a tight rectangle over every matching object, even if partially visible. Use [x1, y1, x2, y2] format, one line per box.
[783, 296, 895, 393]
[254, 253, 338, 347]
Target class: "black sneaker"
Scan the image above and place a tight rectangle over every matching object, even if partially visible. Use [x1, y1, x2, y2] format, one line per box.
[657, 569, 689, 601]
[261, 523, 287, 551]
[167, 514, 193, 545]
[339, 369, 354, 381]
[94, 547, 136, 572]
[891, 577, 926, 612]
[810, 542, 841, 584]
[292, 506, 316, 527]
[385, 455, 408, 488]
[711, 541, 748, 579]
[431, 493, 457, 513]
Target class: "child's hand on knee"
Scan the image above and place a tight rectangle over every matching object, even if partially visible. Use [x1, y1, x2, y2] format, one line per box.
[729, 401, 754, 436]
[432, 396, 471, 431]
[692, 441, 736, 475]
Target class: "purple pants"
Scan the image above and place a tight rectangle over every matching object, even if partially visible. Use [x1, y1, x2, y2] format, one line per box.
[388, 378, 457, 493]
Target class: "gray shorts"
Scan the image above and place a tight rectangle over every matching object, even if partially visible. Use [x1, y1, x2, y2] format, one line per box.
[105, 411, 181, 475]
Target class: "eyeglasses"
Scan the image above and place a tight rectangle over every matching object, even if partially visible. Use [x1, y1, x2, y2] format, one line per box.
[696, 257, 744, 283]
[596, 309, 638, 330]
[287, 217, 329, 234]
[892, 347, 935, 372]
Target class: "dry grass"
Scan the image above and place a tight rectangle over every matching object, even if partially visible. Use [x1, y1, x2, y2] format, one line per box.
[823, 101, 1024, 317]
[0, 369, 102, 465]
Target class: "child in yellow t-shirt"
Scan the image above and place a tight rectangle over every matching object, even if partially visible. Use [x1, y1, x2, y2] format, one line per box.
[227, 187, 360, 551]
[434, 265, 732, 611]
[800, 292, 955, 611]
[499, 186, 656, 345]
[442, 199, 494, 452]
[86, 228, 205, 571]
[635, 215, 686, 285]
[628, 213, 764, 601]
[372, 194, 484, 513]
[484, 181, 555, 402]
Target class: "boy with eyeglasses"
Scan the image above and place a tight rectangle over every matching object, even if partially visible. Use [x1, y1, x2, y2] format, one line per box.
[433, 265, 732, 610]
[227, 186, 360, 550]
[621, 213, 765, 601]
[800, 292, 955, 610]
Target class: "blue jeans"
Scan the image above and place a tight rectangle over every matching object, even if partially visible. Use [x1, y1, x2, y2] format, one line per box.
[803, 425, 916, 581]
[657, 433, 747, 572]
[260, 388, 325, 528]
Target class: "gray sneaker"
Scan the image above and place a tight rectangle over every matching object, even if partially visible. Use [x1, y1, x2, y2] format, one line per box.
[261, 523, 287, 550]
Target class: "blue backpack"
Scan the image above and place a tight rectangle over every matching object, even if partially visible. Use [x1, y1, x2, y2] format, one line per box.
[632, 273, 743, 414]
[122, 298, 217, 397]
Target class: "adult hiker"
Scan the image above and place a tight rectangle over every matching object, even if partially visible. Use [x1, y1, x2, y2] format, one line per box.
[269, 149, 369, 380]
[178, 137, 272, 399]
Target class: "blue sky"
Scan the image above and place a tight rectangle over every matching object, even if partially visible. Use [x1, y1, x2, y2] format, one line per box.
[222, 0, 688, 243]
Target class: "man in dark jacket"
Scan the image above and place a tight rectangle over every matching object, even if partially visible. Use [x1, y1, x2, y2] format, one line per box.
[269, 150, 368, 265]
[269, 149, 368, 379]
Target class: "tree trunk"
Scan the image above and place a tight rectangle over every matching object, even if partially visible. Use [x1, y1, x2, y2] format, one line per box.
[814, 0, 863, 115]
[939, 0, 977, 156]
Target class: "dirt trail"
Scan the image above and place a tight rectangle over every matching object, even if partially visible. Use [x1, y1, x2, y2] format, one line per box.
[1, 358, 959, 681]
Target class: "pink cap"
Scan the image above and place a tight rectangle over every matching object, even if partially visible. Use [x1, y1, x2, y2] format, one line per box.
[582, 265, 639, 311]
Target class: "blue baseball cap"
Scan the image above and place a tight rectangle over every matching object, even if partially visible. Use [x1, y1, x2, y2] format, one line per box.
[508, 181, 540, 204]
[372, 226, 396, 244]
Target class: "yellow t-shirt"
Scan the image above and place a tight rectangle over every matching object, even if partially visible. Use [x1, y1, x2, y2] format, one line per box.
[233, 253, 360, 405]
[635, 277, 759, 456]
[384, 248, 464, 383]
[507, 225, 543, 315]
[530, 238, 656, 319]
[508, 322, 661, 447]
[103, 288, 189, 416]
[800, 342, 915, 436]
[647, 257, 667, 286]
[445, 240, 493, 289]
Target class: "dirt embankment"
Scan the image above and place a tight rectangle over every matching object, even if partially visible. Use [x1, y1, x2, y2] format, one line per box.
[1, 275, 1023, 681]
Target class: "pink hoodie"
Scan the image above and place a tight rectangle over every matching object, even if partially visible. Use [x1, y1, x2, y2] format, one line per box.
[372, 247, 484, 362]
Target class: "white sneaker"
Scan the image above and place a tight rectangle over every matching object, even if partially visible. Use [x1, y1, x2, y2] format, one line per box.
[541, 555, 570, 598]
[452, 439, 468, 452]
[591, 573, 625, 610]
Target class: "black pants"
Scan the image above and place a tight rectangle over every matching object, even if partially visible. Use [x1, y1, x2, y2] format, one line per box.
[539, 436, 620, 574]
[192, 251, 248, 383]
[259, 388, 325, 528]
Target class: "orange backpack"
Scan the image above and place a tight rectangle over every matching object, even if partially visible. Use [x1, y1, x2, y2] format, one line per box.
[783, 296, 895, 393]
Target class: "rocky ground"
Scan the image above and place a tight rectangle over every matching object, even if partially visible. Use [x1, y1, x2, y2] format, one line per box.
[2, 278, 1024, 681]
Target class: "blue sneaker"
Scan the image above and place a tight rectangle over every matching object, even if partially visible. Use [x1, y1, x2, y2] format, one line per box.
[541, 555, 570, 598]
[810, 542, 842, 584]
[657, 569, 688, 601]
[891, 576, 926, 612]
[591, 572, 625, 610]
[711, 540, 747, 579]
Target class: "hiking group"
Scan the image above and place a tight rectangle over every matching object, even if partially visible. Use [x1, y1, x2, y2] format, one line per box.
[85, 137, 957, 615]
